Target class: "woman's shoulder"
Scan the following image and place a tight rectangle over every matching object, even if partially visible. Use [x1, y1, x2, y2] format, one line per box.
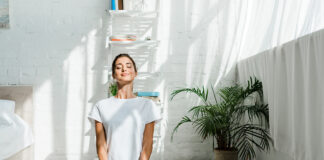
[136, 97, 153, 103]
[137, 97, 156, 107]
[95, 96, 151, 107]
[95, 97, 114, 106]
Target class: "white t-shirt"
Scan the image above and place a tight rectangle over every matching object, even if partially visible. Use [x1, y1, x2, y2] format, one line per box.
[88, 96, 162, 160]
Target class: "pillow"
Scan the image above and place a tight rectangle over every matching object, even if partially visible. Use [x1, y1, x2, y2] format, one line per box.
[0, 112, 14, 128]
[0, 99, 15, 113]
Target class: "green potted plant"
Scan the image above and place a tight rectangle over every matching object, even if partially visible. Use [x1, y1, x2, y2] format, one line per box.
[170, 77, 273, 160]
[109, 81, 118, 96]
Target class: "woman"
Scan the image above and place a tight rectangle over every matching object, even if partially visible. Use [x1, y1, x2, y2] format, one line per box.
[88, 53, 162, 160]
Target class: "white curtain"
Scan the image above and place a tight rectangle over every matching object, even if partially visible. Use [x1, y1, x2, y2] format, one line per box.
[237, 29, 324, 160]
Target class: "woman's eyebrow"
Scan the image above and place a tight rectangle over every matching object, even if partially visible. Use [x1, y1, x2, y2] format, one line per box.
[116, 62, 132, 65]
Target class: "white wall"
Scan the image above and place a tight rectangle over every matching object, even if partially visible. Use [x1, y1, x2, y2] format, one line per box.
[1, 0, 324, 159]
[0, 0, 217, 159]
[157, 0, 324, 158]
[0, 0, 109, 159]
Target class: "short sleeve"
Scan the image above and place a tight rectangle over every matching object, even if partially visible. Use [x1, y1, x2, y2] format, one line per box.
[144, 99, 162, 124]
[88, 103, 102, 123]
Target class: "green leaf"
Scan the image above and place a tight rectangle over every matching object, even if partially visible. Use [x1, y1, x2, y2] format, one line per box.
[170, 87, 209, 105]
[171, 116, 192, 142]
[169, 76, 273, 159]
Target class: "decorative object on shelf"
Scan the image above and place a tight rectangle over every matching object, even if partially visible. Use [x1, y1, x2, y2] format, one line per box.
[136, 92, 160, 103]
[107, 3, 164, 157]
[110, 35, 137, 41]
[0, 0, 9, 28]
[109, 81, 118, 96]
[136, 91, 159, 97]
[0, 99, 34, 159]
[118, 0, 123, 10]
[111, 0, 123, 10]
[123, 0, 143, 11]
[170, 77, 273, 160]
[109, 10, 158, 17]
[111, 0, 116, 10]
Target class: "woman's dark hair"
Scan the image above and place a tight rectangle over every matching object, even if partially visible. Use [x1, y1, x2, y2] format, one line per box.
[112, 53, 137, 78]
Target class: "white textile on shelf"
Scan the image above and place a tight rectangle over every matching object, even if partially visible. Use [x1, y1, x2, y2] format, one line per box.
[237, 29, 324, 160]
[0, 99, 34, 159]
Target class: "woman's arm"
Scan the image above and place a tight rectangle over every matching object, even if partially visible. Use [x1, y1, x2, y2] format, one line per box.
[95, 120, 108, 160]
[139, 121, 155, 160]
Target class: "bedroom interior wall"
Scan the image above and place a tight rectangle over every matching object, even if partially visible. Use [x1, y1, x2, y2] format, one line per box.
[0, 0, 110, 159]
[0, 0, 323, 159]
[157, 0, 324, 158]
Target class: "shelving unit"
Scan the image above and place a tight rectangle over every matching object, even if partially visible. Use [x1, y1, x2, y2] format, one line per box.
[106, 4, 164, 159]
[107, 9, 160, 94]
[108, 10, 158, 17]
[109, 40, 159, 45]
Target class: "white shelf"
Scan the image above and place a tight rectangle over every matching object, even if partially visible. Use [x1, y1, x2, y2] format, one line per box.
[108, 10, 158, 17]
[109, 40, 159, 45]
[106, 71, 161, 78]
[107, 7, 163, 115]
[107, 4, 164, 147]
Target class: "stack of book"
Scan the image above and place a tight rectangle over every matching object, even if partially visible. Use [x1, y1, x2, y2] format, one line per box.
[111, 0, 140, 11]
[110, 35, 136, 41]
[135, 92, 160, 103]
[111, 0, 157, 12]
[111, 0, 123, 10]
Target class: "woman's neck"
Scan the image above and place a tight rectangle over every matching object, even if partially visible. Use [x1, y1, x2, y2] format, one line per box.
[115, 82, 136, 99]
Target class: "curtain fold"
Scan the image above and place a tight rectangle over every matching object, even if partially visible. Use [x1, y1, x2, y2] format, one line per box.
[237, 29, 324, 160]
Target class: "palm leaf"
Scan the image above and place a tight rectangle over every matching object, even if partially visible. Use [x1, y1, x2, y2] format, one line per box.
[218, 85, 243, 107]
[193, 115, 216, 140]
[171, 116, 192, 141]
[188, 105, 210, 118]
[169, 76, 272, 158]
[243, 77, 263, 100]
[232, 124, 273, 160]
[170, 87, 209, 105]
[234, 104, 269, 127]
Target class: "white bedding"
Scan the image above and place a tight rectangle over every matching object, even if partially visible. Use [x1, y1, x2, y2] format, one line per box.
[0, 99, 34, 159]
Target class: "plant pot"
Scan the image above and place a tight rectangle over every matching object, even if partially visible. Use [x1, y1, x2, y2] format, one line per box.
[214, 149, 238, 160]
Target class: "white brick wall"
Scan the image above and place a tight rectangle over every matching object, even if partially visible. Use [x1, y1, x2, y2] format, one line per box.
[1, 0, 111, 159]
[3, 0, 322, 159]
[0, 0, 224, 159]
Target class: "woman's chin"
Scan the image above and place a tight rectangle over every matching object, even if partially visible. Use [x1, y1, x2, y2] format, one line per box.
[117, 78, 134, 84]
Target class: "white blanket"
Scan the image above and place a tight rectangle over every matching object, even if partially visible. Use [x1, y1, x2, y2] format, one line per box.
[0, 99, 34, 159]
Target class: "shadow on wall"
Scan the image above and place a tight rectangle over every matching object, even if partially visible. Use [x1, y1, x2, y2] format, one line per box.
[85, 0, 227, 159]
[6, 0, 259, 159]
[34, 0, 111, 159]
[33, 1, 166, 159]
[2, 0, 323, 159]
[155, 0, 240, 159]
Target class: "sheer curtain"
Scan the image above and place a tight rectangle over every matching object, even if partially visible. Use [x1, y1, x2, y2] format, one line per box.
[237, 29, 324, 160]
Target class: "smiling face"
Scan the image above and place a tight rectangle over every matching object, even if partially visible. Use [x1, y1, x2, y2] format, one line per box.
[113, 56, 137, 84]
